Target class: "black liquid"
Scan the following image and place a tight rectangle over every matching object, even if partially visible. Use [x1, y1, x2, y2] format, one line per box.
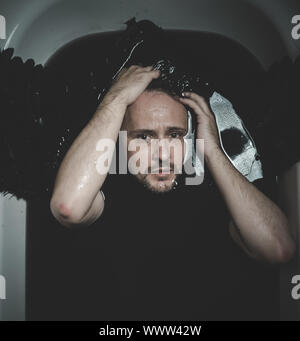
[46, 29, 264, 106]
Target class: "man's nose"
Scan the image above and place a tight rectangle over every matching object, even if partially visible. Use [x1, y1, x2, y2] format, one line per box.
[151, 139, 170, 162]
[159, 139, 170, 161]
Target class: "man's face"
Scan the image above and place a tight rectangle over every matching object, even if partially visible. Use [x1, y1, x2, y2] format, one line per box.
[121, 90, 188, 193]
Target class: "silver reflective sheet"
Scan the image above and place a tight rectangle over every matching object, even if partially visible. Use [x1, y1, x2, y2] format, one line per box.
[209, 92, 263, 182]
[183, 92, 263, 182]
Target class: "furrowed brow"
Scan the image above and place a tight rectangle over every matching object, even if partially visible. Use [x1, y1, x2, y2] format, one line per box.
[129, 129, 156, 136]
[166, 127, 187, 134]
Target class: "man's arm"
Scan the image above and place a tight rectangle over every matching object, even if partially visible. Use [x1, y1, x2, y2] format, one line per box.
[228, 177, 284, 262]
[205, 141, 296, 264]
[50, 65, 160, 228]
[50, 95, 127, 227]
[179, 91, 296, 264]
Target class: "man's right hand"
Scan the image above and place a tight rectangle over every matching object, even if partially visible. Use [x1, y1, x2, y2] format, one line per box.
[105, 65, 161, 107]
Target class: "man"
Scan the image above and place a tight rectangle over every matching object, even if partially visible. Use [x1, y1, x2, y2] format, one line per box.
[50, 65, 295, 320]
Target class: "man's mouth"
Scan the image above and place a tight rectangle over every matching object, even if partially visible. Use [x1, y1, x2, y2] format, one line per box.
[151, 168, 173, 176]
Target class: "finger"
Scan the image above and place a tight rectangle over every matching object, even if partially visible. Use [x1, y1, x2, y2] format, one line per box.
[182, 92, 210, 113]
[134, 65, 148, 70]
[135, 65, 157, 74]
[178, 97, 206, 119]
[151, 69, 161, 77]
[143, 65, 155, 71]
[140, 66, 160, 75]
[128, 65, 140, 70]
[144, 68, 160, 78]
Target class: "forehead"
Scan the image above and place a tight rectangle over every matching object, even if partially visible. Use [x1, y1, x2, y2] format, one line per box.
[124, 91, 188, 130]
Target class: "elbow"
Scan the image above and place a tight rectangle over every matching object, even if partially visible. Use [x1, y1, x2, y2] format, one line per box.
[274, 219, 297, 264]
[263, 233, 297, 265]
[261, 218, 297, 265]
[50, 198, 82, 228]
[253, 237, 296, 265]
[273, 238, 296, 264]
[255, 243, 296, 265]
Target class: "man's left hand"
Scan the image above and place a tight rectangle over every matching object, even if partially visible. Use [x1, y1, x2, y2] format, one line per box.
[179, 91, 221, 160]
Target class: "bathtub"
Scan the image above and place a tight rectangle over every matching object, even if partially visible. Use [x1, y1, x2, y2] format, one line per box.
[0, 0, 299, 321]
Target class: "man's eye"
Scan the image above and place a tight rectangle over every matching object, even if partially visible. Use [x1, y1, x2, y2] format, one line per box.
[170, 132, 182, 138]
[137, 134, 150, 140]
